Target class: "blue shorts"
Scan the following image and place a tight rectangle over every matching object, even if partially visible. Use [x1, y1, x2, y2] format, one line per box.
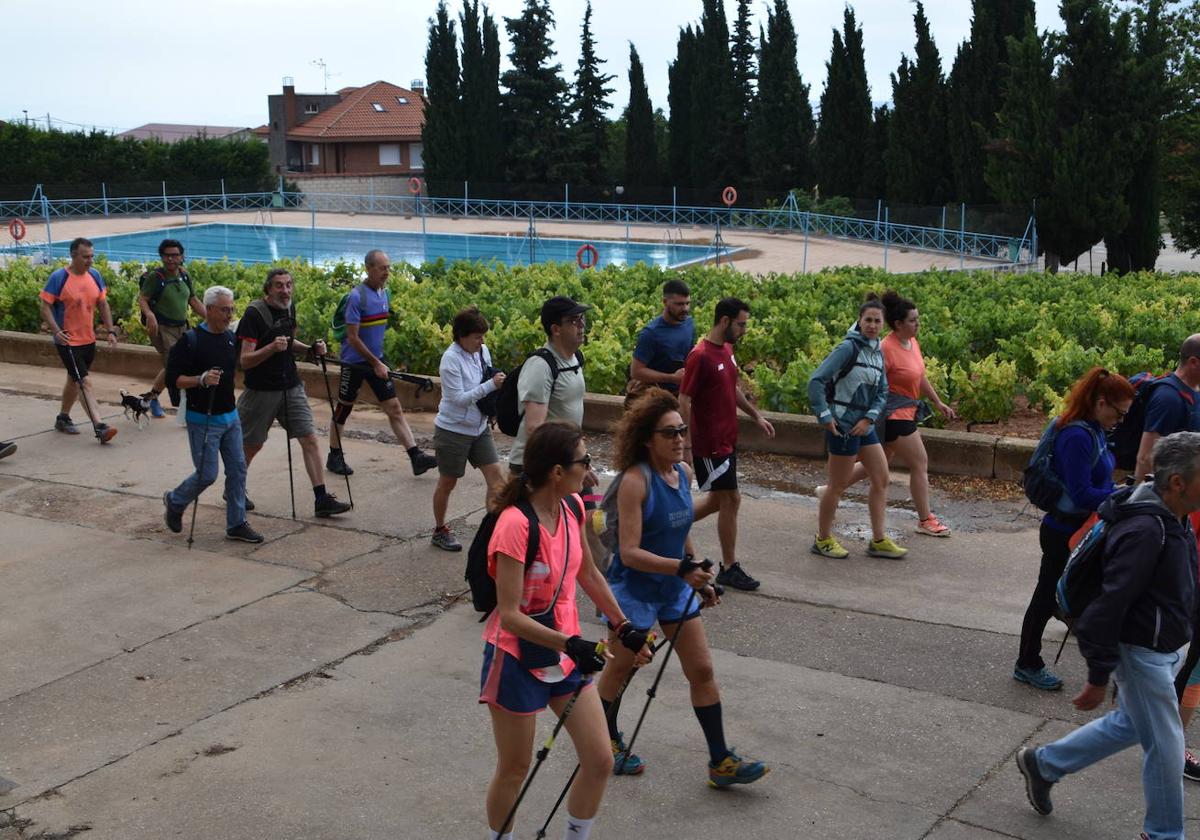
[826, 427, 881, 457]
[608, 574, 701, 630]
[479, 644, 591, 715]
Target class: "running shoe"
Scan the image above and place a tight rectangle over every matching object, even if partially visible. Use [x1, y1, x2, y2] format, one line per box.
[708, 749, 769, 788]
[315, 493, 352, 517]
[55, 414, 80, 435]
[612, 733, 645, 775]
[1016, 746, 1053, 815]
[147, 396, 166, 419]
[1183, 750, 1200, 782]
[867, 536, 908, 559]
[226, 522, 265, 544]
[431, 527, 462, 552]
[716, 562, 760, 591]
[916, 515, 951, 537]
[1012, 666, 1064, 691]
[0, 440, 15, 460]
[326, 448, 354, 476]
[811, 535, 849, 559]
[94, 423, 117, 444]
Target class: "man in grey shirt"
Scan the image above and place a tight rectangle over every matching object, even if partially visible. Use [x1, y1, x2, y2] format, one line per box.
[508, 295, 590, 474]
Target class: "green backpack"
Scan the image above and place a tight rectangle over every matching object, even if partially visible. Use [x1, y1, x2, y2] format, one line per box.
[332, 284, 390, 342]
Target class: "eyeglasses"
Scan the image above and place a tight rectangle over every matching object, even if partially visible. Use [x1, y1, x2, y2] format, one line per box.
[653, 425, 689, 439]
[211, 305, 235, 313]
[1114, 406, 1129, 420]
[566, 315, 586, 327]
[566, 454, 592, 469]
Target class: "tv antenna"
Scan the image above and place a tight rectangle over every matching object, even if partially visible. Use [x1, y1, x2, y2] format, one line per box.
[311, 58, 340, 93]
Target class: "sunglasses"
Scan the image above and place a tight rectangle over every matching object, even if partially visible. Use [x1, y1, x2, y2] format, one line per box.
[566, 454, 592, 469]
[653, 425, 689, 439]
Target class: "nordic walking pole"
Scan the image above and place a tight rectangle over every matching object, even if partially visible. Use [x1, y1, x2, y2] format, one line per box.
[282, 381, 296, 520]
[499, 641, 607, 837]
[187, 380, 217, 550]
[64, 344, 102, 432]
[318, 354, 353, 508]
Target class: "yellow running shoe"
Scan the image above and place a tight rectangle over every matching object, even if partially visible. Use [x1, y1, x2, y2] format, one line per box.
[868, 536, 909, 559]
[811, 535, 849, 559]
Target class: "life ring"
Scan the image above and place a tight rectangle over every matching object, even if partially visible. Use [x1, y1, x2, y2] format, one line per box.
[8, 218, 26, 241]
[576, 243, 598, 270]
[721, 186, 738, 207]
[407, 177, 423, 195]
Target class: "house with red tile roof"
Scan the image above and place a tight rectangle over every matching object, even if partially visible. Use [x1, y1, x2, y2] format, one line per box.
[264, 78, 426, 176]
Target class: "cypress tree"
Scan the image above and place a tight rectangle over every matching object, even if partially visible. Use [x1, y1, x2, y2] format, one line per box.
[1162, 1, 1200, 254]
[689, 0, 742, 192]
[668, 26, 698, 187]
[460, 0, 504, 183]
[500, 0, 570, 186]
[625, 44, 661, 187]
[421, 2, 464, 183]
[731, 0, 756, 118]
[885, 2, 949, 205]
[567, 1, 615, 185]
[860, 105, 890, 203]
[749, 0, 814, 193]
[816, 6, 873, 199]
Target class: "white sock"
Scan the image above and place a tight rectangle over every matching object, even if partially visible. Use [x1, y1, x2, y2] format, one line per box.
[488, 830, 513, 840]
[564, 813, 595, 839]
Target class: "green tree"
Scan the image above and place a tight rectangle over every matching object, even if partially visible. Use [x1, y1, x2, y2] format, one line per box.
[421, 2, 464, 183]
[668, 25, 699, 186]
[500, 0, 570, 185]
[749, 0, 814, 193]
[460, 0, 504, 183]
[885, 2, 950, 204]
[816, 6, 874, 200]
[860, 105, 890, 202]
[1163, 0, 1200, 253]
[624, 44, 662, 187]
[689, 0, 744, 192]
[566, 1, 615, 185]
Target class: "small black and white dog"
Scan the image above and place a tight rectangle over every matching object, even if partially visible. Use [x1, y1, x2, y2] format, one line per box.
[120, 390, 154, 429]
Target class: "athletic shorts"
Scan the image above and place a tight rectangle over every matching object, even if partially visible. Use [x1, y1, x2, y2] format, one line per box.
[237, 383, 316, 446]
[883, 418, 918, 443]
[56, 342, 96, 379]
[695, 452, 737, 492]
[338, 364, 396, 404]
[433, 425, 499, 478]
[826, 427, 881, 457]
[608, 576, 702, 631]
[150, 323, 186, 357]
[479, 644, 590, 715]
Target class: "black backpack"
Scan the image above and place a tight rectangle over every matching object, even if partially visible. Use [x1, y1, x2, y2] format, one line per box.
[464, 496, 583, 618]
[823, 341, 861, 409]
[494, 347, 585, 437]
[139, 267, 195, 325]
[1108, 372, 1196, 471]
[1023, 418, 1101, 512]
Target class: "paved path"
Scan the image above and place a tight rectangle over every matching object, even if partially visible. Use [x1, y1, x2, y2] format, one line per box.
[0, 362, 1195, 839]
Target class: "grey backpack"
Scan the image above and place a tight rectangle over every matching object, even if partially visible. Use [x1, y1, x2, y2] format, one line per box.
[597, 462, 654, 552]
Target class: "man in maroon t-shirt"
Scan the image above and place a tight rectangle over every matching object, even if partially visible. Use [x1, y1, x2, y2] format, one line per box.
[679, 297, 775, 591]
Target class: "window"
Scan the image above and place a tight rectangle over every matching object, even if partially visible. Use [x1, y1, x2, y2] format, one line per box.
[396, 96, 408, 105]
[304, 103, 320, 114]
[309, 144, 320, 165]
[409, 143, 424, 170]
[379, 143, 401, 166]
[372, 102, 386, 112]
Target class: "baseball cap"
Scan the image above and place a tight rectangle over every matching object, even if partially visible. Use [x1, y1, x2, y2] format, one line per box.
[540, 296, 592, 331]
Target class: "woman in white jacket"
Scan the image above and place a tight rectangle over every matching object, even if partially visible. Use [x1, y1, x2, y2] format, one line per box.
[431, 307, 506, 551]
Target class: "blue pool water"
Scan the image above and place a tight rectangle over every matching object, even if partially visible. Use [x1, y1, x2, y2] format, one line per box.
[36, 223, 731, 269]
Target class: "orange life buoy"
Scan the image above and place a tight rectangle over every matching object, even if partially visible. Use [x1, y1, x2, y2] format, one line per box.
[721, 186, 737, 207]
[407, 177, 423, 195]
[576, 243, 598, 269]
[8, 218, 26, 241]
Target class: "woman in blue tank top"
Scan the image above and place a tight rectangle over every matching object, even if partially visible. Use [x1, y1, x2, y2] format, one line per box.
[596, 388, 770, 788]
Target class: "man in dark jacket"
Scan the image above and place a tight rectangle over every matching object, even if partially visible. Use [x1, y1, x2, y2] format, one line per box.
[1017, 432, 1200, 840]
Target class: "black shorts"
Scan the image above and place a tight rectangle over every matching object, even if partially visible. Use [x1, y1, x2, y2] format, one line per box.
[56, 342, 96, 379]
[338, 364, 396, 404]
[883, 418, 918, 443]
[695, 452, 737, 491]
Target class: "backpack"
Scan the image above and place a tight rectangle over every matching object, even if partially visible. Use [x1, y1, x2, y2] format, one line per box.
[1023, 418, 1102, 512]
[464, 495, 584, 617]
[331, 284, 390, 342]
[494, 347, 585, 437]
[1108, 372, 1196, 471]
[139, 268, 194, 325]
[597, 462, 654, 553]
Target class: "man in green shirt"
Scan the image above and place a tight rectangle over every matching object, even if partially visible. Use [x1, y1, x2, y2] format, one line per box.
[138, 239, 205, 417]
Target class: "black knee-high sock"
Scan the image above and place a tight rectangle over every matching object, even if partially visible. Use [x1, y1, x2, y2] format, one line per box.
[693, 702, 729, 764]
[601, 695, 623, 741]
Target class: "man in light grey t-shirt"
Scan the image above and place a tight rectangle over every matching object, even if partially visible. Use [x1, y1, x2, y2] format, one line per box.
[508, 295, 590, 473]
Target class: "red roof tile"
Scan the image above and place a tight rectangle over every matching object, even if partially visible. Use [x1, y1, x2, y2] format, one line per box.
[288, 81, 424, 141]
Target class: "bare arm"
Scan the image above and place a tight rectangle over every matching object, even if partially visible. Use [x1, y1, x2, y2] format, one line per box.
[575, 530, 630, 628]
[98, 299, 117, 342]
[919, 374, 956, 419]
[188, 296, 207, 319]
[240, 336, 288, 370]
[630, 357, 684, 387]
[677, 392, 693, 462]
[1135, 431, 1160, 482]
[522, 401, 549, 435]
[40, 299, 68, 343]
[736, 386, 775, 438]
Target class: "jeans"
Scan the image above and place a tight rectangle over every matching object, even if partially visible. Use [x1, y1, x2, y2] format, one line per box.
[1016, 521, 1073, 671]
[1036, 643, 1186, 840]
[167, 417, 247, 531]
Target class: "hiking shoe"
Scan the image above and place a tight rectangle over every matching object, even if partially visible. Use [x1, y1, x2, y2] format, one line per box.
[226, 522, 265, 544]
[1184, 750, 1200, 782]
[431, 527, 462, 552]
[224, 491, 254, 511]
[162, 492, 182, 534]
[315, 493, 352, 517]
[1013, 666, 1064, 691]
[1016, 746, 1053, 815]
[716, 562, 760, 591]
[867, 536, 908, 559]
[811, 535, 849, 559]
[916, 515, 951, 537]
[0, 440, 15, 460]
[147, 395, 166, 419]
[708, 749, 769, 788]
[326, 448, 354, 476]
[612, 733, 645, 775]
[55, 413, 80, 435]
[95, 423, 118, 444]
[411, 450, 438, 476]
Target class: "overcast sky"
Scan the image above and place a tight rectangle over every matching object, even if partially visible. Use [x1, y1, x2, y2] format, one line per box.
[3, 0, 1061, 133]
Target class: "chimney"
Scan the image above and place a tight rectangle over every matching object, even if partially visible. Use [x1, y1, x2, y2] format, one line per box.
[411, 78, 426, 96]
[282, 76, 296, 130]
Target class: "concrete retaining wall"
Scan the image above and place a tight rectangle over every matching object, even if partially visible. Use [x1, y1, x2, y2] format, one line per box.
[0, 330, 1034, 478]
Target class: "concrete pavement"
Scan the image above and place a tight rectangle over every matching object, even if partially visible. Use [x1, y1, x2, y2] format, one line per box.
[1, 361, 1195, 839]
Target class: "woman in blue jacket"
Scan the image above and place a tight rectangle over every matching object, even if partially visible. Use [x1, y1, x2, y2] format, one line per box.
[807, 294, 907, 559]
[1014, 367, 1135, 691]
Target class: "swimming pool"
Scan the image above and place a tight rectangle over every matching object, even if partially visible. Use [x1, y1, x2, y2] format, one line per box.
[31, 223, 733, 269]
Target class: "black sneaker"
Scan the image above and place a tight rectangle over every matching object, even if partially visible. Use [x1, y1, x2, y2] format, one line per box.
[94, 423, 117, 444]
[226, 522, 265, 543]
[315, 493, 352, 517]
[411, 450, 437, 476]
[716, 562, 760, 591]
[0, 440, 15, 460]
[162, 492, 182, 534]
[224, 491, 255, 511]
[1016, 746, 1053, 815]
[326, 449, 354, 476]
[55, 413, 80, 435]
[1185, 749, 1200, 782]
